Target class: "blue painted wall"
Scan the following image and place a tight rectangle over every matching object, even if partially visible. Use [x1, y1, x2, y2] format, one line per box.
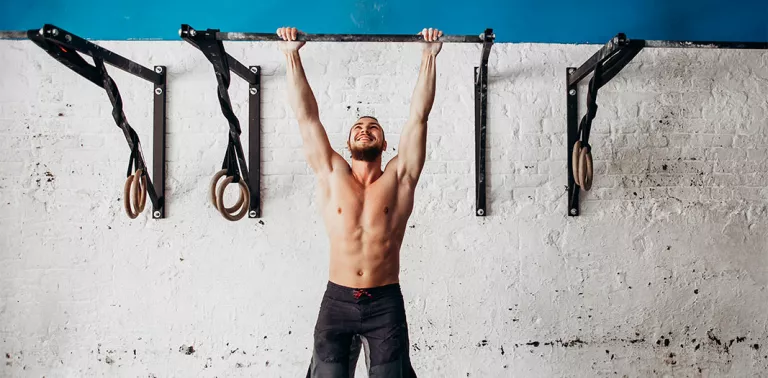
[1, 0, 767, 43]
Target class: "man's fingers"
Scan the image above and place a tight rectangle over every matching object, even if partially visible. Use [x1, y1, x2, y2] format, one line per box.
[276, 27, 303, 41]
[419, 28, 443, 42]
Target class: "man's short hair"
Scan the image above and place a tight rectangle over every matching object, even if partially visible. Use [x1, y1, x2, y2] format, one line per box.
[358, 116, 379, 123]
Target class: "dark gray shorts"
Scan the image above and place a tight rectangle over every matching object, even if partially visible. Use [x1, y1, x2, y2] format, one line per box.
[306, 281, 417, 378]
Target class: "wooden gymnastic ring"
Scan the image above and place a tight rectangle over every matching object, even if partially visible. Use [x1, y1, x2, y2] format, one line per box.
[216, 176, 250, 221]
[123, 174, 139, 219]
[210, 169, 245, 212]
[580, 147, 593, 191]
[216, 176, 249, 221]
[576, 147, 587, 190]
[572, 141, 583, 188]
[224, 179, 250, 220]
[131, 169, 147, 214]
[210, 169, 227, 209]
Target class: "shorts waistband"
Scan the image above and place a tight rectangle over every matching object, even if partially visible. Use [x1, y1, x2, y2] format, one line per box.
[324, 281, 402, 302]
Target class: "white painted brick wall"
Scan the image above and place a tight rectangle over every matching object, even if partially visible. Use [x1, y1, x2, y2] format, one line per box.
[1, 39, 767, 377]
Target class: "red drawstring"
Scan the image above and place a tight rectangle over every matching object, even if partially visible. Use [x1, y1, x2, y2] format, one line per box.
[353, 289, 372, 299]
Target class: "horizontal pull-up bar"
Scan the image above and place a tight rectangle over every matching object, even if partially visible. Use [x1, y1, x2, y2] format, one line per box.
[643, 40, 768, 49]
[218, 32, 490, 43]
[180, 26, 493, 43]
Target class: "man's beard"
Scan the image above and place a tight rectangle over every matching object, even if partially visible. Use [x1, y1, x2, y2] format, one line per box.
[350, 144, 383, 162]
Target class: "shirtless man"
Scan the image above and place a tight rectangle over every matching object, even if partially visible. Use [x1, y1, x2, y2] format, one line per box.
[277, 26, 443, 378]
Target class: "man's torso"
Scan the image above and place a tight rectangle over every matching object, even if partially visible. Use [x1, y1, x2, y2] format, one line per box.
[318, 155, 415, 288]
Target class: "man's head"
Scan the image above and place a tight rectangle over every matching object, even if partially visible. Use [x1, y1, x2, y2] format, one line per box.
[347, 116, 387, 162]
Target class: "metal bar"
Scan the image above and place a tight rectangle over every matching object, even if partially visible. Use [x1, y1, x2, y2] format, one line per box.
[479, 29, 494, 65]
[36, 24, 162, 85]
[643, 40, 768, 49]
[248, 66, 261, 218]
[0, 30, 27, 39]
[568, 33, 628, 86]
[216, 31, 487, 43]
[228, 55, 257, 84]
[152, 66, 167, 219]
[566, 67, 580, 216]
[475, 63, 489, 217]
[474, 28, 494, 217]
[598, 43, 644, 88]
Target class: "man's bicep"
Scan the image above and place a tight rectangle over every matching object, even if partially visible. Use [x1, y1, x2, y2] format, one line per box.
[396, 120, 428, 183]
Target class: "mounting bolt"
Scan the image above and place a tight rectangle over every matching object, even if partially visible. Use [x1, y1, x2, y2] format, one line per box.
[568, 68, 575, 74]
[189, 29, 197, 37]
[250, 67, 258, 73]
[52, 29, 59, 36]
[155, 88, 163, 95]
[65, 34, 72, 42]
[155, 66, 163, 74]
[477, 209, 485, 216]
[569, 89, 576, 96]
[570, 209, 577, 215]
[250, 88, 258, 95]
[153, 210, 162, 218]
[249, 210, 257, 218]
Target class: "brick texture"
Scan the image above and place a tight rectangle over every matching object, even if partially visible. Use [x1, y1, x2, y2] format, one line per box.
[1, 40, 767, 377]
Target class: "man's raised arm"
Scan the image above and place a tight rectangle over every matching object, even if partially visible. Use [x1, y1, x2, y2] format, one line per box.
[396, 28, 443, 185]
[278, 27, 337, 175]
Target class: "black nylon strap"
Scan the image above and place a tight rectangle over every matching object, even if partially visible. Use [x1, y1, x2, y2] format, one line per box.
[577, 62, 603, 148]
[577, 44, 642, 150]
[196, 30, 250, 184]
[92, 57, 145, 177]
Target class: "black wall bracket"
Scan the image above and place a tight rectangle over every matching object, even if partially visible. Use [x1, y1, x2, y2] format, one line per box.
[475, 28, 495, 216]
[180, 24, 261, 219]
[26, 24, 167, 219]
[567, 33, 768, 216]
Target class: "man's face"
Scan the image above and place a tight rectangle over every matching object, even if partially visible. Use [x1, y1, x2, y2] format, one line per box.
[348, 117, 386, 162]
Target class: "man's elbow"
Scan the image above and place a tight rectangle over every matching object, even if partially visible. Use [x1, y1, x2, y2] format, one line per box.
[296, 113, 320, 125]
[407, 113, 429, 127]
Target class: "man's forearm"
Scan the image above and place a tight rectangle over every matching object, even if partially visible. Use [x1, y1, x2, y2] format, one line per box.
[284, 51, 319, 122]
[408, 52, 438, 123]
